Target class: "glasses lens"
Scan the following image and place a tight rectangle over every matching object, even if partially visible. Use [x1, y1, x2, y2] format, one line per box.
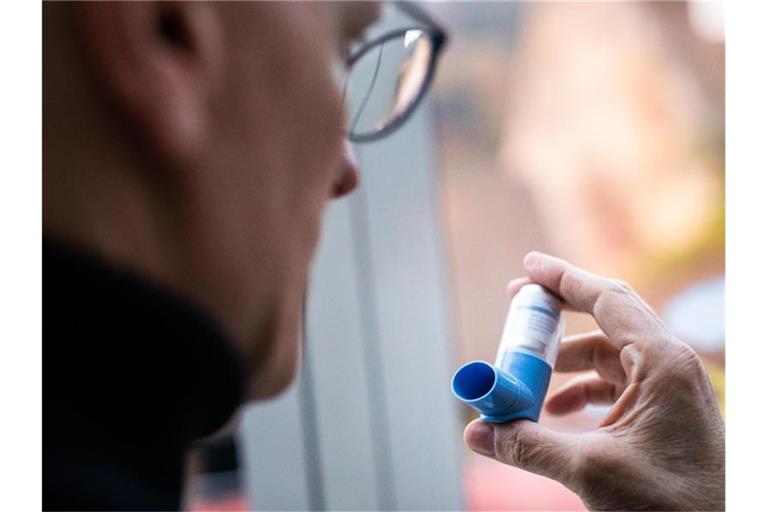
[345, 30, 433, 140]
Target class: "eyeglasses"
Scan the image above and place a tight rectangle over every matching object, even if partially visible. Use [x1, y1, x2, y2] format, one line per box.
[343, 1, 447, 143]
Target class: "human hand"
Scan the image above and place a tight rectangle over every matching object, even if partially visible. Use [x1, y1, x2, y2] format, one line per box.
[464, 252, 725, 511]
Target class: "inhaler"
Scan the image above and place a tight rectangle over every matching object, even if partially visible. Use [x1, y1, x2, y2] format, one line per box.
[451, 284, 564, 423]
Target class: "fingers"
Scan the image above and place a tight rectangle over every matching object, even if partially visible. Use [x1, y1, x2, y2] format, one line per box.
[556, 331, 626, 383]
[508, 276, 578, 312]
[464, 419, 580, 486]
[519, 251, 668, 345]
[545, 373, 622, 416]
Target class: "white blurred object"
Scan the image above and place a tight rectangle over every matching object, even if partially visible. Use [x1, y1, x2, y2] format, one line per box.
[663, 275, 725, 352]
[688, 1, 724, 42]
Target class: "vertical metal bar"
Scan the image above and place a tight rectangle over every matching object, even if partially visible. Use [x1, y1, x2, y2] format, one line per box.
[298, 313, 326, 511]
[349, 185, 398, 511]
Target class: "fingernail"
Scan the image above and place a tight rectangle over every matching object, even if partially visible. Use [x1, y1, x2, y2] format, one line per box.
[523, 251, 542, 270]
[466, 422, 495, 456]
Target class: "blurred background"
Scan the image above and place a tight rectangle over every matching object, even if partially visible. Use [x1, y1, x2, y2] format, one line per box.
[188, 2, 724, 510]
[430, 2, 723, 509]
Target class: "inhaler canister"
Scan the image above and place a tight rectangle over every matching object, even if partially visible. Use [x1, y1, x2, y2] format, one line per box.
[496, 284, 563, 369]
[451, 284, 563, 423]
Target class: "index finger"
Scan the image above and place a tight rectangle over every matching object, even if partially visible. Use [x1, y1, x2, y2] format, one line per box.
[507, 276, 577, 312]
[521, 251, 669, 346]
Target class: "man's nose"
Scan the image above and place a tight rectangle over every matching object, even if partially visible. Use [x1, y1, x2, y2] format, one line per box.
[331, 140, 360, 199]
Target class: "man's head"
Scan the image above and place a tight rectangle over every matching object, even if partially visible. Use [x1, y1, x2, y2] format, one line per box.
[44, 1, 380, 399]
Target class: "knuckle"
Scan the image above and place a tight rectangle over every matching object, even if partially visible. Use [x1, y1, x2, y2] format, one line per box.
[560, 271, 583, 300]
[669, 342, 706, 377]
[607, 278, 633, 295]
[673, 340, 698, 361]
[594, 279, 631, 311]
[592, 283, 620, 322]
[651, 340, 709, 392]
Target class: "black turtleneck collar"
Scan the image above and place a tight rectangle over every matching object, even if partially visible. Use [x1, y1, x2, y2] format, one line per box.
[43, 237, 246, 511]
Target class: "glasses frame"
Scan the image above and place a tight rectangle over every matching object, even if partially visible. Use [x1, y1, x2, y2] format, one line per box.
[344, 2, 448, 143]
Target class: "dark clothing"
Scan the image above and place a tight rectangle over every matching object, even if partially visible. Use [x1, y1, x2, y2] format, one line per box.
[43, 238, 246, 511]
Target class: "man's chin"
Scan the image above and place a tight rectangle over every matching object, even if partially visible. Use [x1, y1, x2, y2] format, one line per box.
[244, 279, 308, 402]
[246, 330, 302, 401]
[248, 362, 300, 401]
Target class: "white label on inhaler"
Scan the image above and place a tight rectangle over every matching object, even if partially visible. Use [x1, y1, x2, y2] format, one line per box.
[498, 285, 562, 364]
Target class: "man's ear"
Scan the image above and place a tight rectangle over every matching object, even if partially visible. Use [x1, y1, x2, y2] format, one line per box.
[78, 1, 222, 167]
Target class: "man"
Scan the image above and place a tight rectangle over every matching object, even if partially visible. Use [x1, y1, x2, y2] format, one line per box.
[43, 1, 724, 511]
[44, 2, 376, 509]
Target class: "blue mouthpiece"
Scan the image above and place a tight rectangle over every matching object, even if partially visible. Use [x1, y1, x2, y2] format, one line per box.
[451, 284, 563, 423]
[451, 360, 536, 419]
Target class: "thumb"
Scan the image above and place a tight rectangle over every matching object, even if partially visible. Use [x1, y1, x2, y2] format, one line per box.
[464, 419, 580, 484]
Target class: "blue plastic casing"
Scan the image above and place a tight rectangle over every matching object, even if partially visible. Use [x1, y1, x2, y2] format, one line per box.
[451, 284, 562, 423]
[451, 352, 552, 422]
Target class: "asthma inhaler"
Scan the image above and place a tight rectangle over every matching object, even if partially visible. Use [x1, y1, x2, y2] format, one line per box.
[451, 284, 564, 423]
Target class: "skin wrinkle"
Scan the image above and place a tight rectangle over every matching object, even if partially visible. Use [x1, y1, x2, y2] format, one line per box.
[600, 381, 642, 429]
[497, 426, 577, 488]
